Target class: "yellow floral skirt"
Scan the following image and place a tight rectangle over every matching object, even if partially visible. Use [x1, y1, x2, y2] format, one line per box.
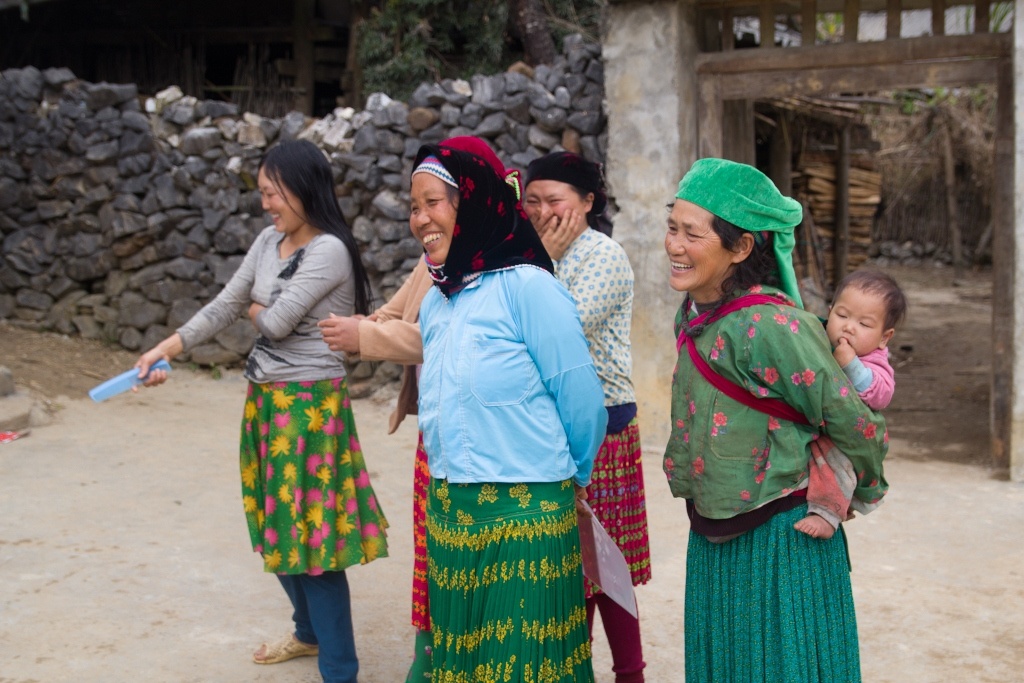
[426, 478, 594, 683]
[239, 378, 388, 575]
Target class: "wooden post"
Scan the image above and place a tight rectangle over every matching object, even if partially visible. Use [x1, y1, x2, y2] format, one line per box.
[932, 0, 946, 36]
[761, 2, 775, 48]
[834, 125, 851, 283]
[802, 0, 816, 46]
[698, 76, 724, 158]
[939, 115, 964, 277]
[991, 57, 1013, 471]
[723, 9, 735, 51]
[887, 0, 902, 39]
[769, 112, 792, 196]
[844, 0, 860, 42]
[293, 0, 315, 115]
[974, 0, 990, 33]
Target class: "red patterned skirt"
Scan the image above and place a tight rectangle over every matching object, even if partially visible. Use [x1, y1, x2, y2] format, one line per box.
[585, 418, 651, 598]
[411, 432, 430, 630]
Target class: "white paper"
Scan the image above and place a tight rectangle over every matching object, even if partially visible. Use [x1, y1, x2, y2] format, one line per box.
[577, 499, 638, 618]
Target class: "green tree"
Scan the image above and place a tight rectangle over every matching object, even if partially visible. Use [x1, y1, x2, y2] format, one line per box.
[355, 0, 605, 100]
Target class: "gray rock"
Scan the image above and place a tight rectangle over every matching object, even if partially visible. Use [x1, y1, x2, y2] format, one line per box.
[72, 315, 104, 339]
[16, 289, 54, 310]
[213, 216, 255, 254]
[165, 257, 205, 280]
[196, 101, 239, 119]
[279, 111, 308, 140]
[140, 324, 172, 352]
[179, 127, 221, 156]
[0, 294, 15, 319]
[531, 107, 568, 133]
[43, 67, 76, 87]
[371, 190, 409, 221]
[117, 291, 167, 329]
[375, 219, 407, 243]
[167, 298, 202, 329]
[118, 325, 144, 350]
[84, 82, 137, 111]
[142, 278, 204, 305]
[567, 110, 603, 136]
[352, 125, 378, 154]
[189, 343, 243, 366]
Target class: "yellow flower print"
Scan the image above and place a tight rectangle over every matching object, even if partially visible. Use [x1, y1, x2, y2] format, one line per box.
[241, 462, 258, 488]
[456, 510, 475, 525]
[341, 477, 356, 498]
[256, 509, 265, 529]
[361, 538, 379, 563]
[316, 465, 333, 486]
[242, 495, 258, 513]
[272, 389, 295, 410]
[320, 394, 340, 416]
[339, 450, 352, 466]
[336, 514, 354, 536]
[288, 547, 301, 569]
[270, 435, 291, 457]
[297, 520, 309, 544]
[509, 484, 532, 509]
[265, 549, 282, 570]
[278, 484, 293, 504]
[540, 501, 559, 512]
[283, 462, 298, 481]
[436, 480, 451, 513]
[244, 400, 257, 420]
[305, 406, 324, 432]
[478, 484, 498, 505]
[306, 505, 324, 529]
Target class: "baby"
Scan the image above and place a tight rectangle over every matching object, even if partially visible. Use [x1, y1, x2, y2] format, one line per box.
[795, 269, 907, 539]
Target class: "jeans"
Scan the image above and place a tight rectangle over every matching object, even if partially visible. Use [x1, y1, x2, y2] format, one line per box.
[277, 571, 358, 683]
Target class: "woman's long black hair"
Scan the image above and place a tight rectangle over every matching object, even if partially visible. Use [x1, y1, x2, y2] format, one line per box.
[259, 140, 373, 315]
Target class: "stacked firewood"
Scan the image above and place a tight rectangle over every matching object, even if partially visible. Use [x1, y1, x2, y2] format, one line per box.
[794, 152, 882, 287]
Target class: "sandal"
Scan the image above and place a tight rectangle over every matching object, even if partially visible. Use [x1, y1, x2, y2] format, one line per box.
[253, 634, 319, 665]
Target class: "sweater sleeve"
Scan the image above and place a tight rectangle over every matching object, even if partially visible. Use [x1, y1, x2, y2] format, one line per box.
[254, 237, 350, 340]
[560, 237, 633, 340]
[855, 348, 896, 410]
[176, 229, 264, 351]
[356, 261, 427, 365]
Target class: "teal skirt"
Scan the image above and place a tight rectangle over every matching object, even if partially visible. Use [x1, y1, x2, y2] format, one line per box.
[426, 478, 594, 683]
[685, 504, 860, 683]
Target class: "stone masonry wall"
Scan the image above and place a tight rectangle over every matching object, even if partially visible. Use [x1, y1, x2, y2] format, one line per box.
[0, 36, 606, 389]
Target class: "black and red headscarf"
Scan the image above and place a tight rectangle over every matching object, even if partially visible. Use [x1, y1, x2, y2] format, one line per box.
[413, 143, 553, 298]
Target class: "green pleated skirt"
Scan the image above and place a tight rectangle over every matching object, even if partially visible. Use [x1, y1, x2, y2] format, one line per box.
[426, 478, 595, 683]
[685, 504, 861, 683]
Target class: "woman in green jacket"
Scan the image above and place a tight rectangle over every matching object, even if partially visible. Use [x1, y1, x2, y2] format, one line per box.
[663, 158, 887, 683]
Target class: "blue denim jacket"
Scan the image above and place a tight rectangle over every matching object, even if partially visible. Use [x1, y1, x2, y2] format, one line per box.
[418, 266, 607, 486]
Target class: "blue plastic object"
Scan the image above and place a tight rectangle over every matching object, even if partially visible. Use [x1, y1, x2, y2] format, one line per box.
[88, 359, 172, 402]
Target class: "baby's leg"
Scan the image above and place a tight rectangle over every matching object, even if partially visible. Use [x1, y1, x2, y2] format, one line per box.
[796, 437, 854, 540]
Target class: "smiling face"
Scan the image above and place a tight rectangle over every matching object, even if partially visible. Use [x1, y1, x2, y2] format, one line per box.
[410, 172, 458, 265]
[826, 286, 895, 357]
[665, 199, 750, 303]
[523, 179, 594, 235]
[258, 167, 308, 236]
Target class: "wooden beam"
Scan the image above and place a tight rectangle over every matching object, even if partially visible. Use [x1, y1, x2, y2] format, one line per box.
[974, 0, 989, 32]
[715, 57, 999, 99]
[698, 76, 724, 158]
[991, 56, 1013, 471]
[932, 0, 946, 35]
[761, 1, 776, 47]
[844, 0, 860, 41]
[769, 112, 793, 196]
[834, 126, 850, 281]
[293, 0, 315, 115]
[696, 32, 1010, 73]
[802, 0, 816, 46]
[887, 0, 902, 38]
[723, 8, 736, 50]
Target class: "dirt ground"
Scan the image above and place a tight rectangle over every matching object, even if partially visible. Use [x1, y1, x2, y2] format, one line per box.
[1, 264, 1023, 682]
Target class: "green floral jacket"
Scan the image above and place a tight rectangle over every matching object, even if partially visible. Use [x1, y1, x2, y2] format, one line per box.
[664, 285, 888, 519]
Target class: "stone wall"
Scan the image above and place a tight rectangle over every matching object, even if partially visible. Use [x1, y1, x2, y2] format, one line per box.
[0, 36, 606, 388]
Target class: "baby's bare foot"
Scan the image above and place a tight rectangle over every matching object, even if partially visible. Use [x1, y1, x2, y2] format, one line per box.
[794, 514, 836, 539]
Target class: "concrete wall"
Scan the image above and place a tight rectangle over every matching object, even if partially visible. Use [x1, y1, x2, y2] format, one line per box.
[604, 0, 698, 448]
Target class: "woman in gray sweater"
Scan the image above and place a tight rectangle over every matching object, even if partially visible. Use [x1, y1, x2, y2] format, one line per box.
[136, 140, 386, 683]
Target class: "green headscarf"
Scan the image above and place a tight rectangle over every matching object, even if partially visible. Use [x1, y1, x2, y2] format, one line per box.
[675, 158, 804, 308]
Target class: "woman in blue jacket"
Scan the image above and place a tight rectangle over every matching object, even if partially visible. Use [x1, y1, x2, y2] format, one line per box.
[410, 142, 607, 682]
